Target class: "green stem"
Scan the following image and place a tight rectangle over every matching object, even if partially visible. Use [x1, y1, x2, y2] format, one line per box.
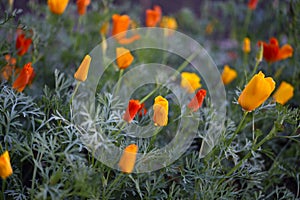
[140, 85, 159, 104]
[226, 111, 249, 146]
[1, 179, 5, 200]
[147, 127, 161, 152]
[115, 69, 124, 95]
[243, 52, 248, 82]
[249, 59, 261, 78]
[243, 10, 252, 37]
[104, 173, 124, 199]
[70, 81, 81, 105]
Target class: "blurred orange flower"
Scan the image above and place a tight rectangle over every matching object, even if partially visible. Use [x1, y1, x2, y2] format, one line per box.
[0, 151, 13, 179]
[12, 62, 35, 92]
[153, 96, 168, 126]
[273, 81, 294, 105]
[116, 47, 134, 70]
[1, 54, 18, 80]
[118, 144, 138, 173]
[221, 65, 237, 85]
[48, 0, 69, 15]
[123, 99, 142, 123]
[238, 71, 275, 112]
[248, 0, 259, 10]
[112, 14, 140, 44]
[145, 5, 162, 27]
[16, 31, 32, 56]
[188, 89, 207, 112]
[76, 0, 90, 15]
[257, 37, 293, 63]
[74, 55, 91, 82]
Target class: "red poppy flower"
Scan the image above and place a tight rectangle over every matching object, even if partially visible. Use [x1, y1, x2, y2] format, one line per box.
[16, 31, 32, 56]
[12, 62, 35, 92]
[76, 0, 90, 15]
[188, 89, 207, 112]
[257, 37, 293, 63]
[123, 99, 142, 123]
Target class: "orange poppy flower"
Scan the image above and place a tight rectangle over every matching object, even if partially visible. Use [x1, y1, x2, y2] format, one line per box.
[48, 0, 69, 15]
[112, 14, 140, 45]
[145, 5, 162, 27]
[0, 151, 13, 179]
[16, 31, 32, 56]
[118, 144, 138, 173]
[12, 62, 35, 92]
[116, 47, 134, 70]
[248, 0, 259, 10]
[76, 0, 90, 15]
[257, 37, 293, 63]
[238, 71, 275, 112]
[74, 55, 92, 82]
[188, 89, 207, 112]
[123, 99, 142, 123]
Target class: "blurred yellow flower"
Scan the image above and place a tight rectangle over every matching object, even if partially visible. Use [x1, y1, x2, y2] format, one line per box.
[100, 22, 110, 36]
[153, 96, 168, 126]
[0, 151, 13, 179]
[273, 81, 294, 105]
[118, 144, 138, 173]
[48, 0, 69, 15]
[74, 55, 91, 82]
[116, 47, 134, 70]
[160, 16, 177, 36]
[181, 72, 201, 93]
[238, 71, 275, 111]
[243, 37, 251, 53]
[221, 65, 237, 85]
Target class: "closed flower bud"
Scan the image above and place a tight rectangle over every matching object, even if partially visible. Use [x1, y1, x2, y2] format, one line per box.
[153, 96, 168, 126]
[188, 89, 207, 112]
[116, 47, 134, 70]
[243, 37, 251, 53]
[76, 0, 90, 15]
[221, 65, 237, 85]
[118, 144, 138, 173]
[13, 62, 35, 92]
[273, 81, 294, 105]
[74, 55, 92, 82]
[238, 71, 275, 111]
[181, 72, 202, 93]
[0, 151, 13, 179]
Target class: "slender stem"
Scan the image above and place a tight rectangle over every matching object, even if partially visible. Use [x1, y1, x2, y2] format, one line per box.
[243, 52, 248, 82]
[249, 59, 261, 78]
[1, 179, 5, 200]
[226, 111, 249, 146]
[147, 127, 161, 152]
[243, 10, 252, 37]
[115, 69, 124, 95]
[140, 85, 159, 104]
[104, 173, 124, 199]
[70, 81, 81, 105]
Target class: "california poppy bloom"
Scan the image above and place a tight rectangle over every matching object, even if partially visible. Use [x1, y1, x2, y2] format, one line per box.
[181, 72, 202, 93]
[273, 81, 294, 105]
[221, 65, 237, 85]
[16, 31, 32, 56]
[138, 103, 147, 117]
[238, 71, 275, 112]
[74, 55, 92, 82]
[153, 96, 168, 126]
[145, 5, 162, 27]
[188, 89, 207, 112]
[116, 47, 134, 70]
[48, 0, 69, 15]
[243, 37, 251, 53]
[118, 144, 138, 173]
[248, 0, 259, 10]
[12, 62, 35, 92]
[112, 14, 140, 45]
[0, 151, 13, 179]
[76, 0, 90, 15]
[123, 99, 142, 123]
[257, 37, 293, 63]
